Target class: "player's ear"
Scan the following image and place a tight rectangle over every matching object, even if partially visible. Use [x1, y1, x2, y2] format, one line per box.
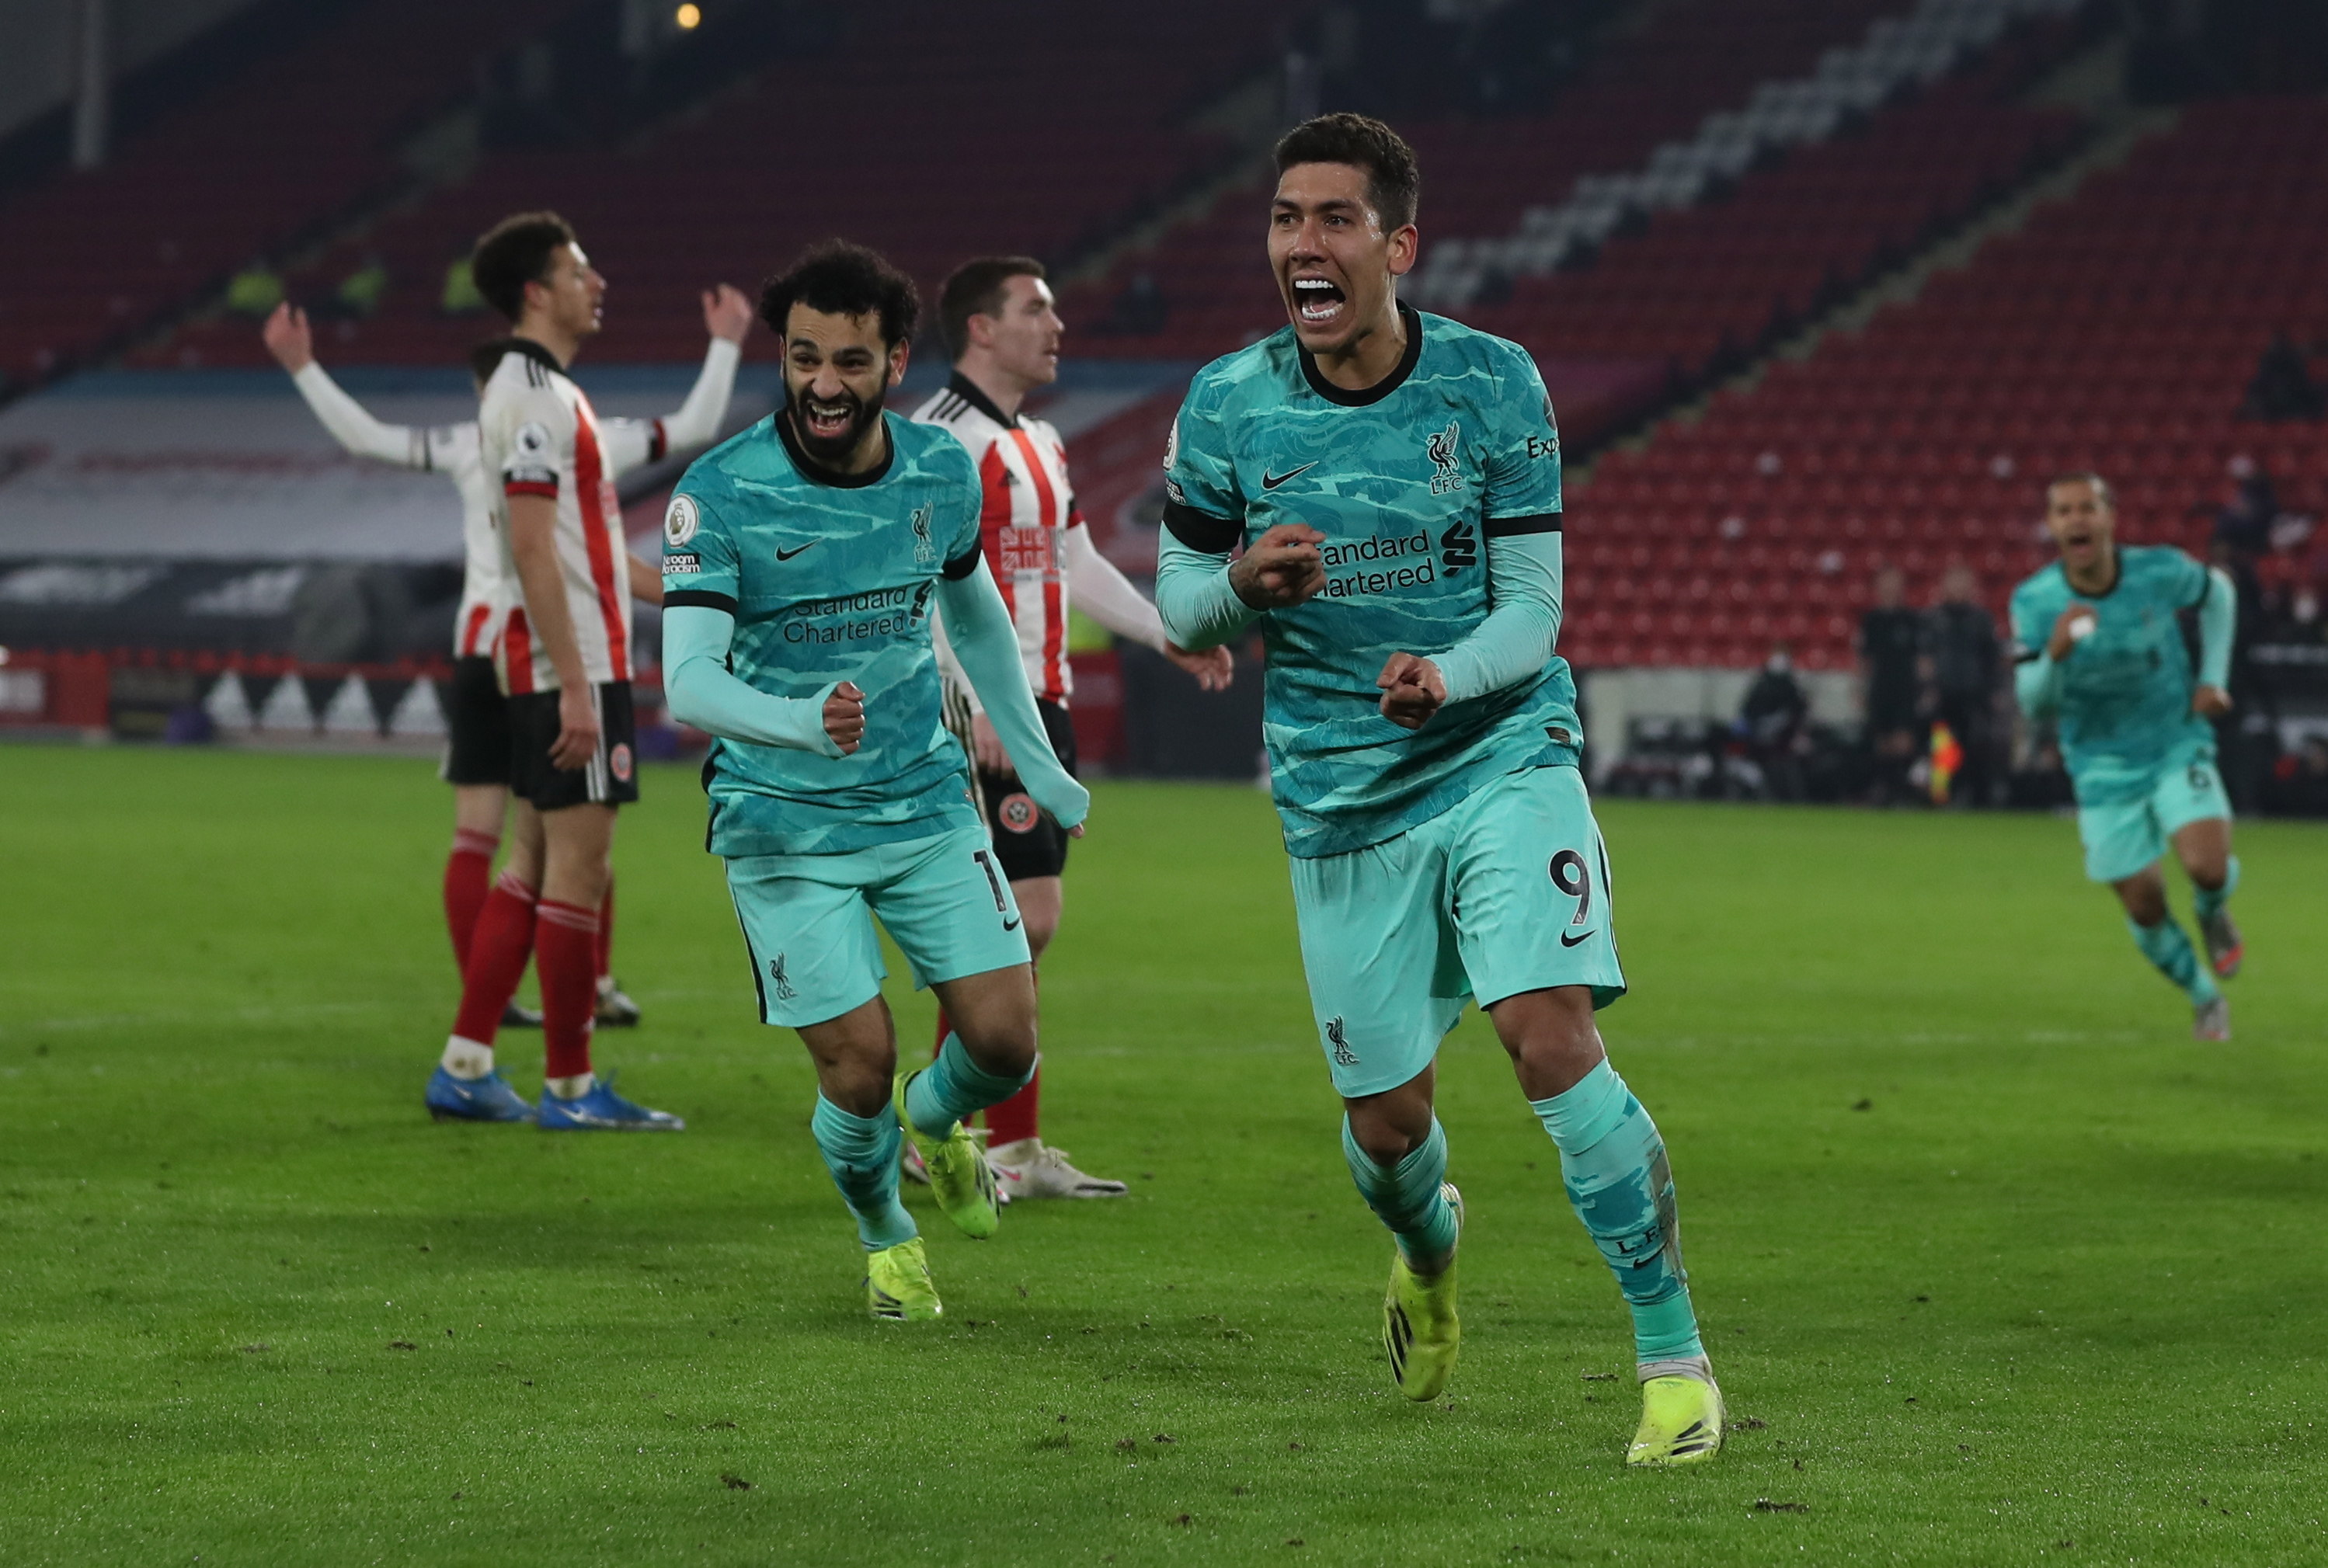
[1387, 224, 1419, 279]
[888, 339, 910, 388]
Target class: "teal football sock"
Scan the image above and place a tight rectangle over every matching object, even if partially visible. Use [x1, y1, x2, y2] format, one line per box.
[2128, 915, 2219, 1003]
[2193, 855, 2239, 926]
[904, 1033, 1032, 1138]
[1532, 1060, 1705, 1365]
[810, 1095, 916, 1251]
[1341, 1115, 1460, 1271]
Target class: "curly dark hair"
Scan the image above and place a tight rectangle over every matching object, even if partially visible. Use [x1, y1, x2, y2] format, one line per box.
[759, 240, 920, 349]
[469, 211, 577, 323]
[1273, 113, 1420, 231]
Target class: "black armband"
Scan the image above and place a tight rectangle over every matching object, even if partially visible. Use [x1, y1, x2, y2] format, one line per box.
[1162, 498, 1244, 554]
[1482, 513, 1563, 538]
[941, 543, 984, 581]
[664, 589, 739, 614]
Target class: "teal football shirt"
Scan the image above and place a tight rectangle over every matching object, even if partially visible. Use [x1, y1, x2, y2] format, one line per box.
[663, 411, 986, 857]
[1164, 302, 1578, 857]
[2009, 544, 2215, 805]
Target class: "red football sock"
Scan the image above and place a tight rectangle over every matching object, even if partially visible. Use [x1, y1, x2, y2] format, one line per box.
[451, 871, 537, 1045]
[595, 877, 614, 982]
[986, 1066, 1041, 1148]
[443, 829, 499, 969]
[536, 898, 600, 1082]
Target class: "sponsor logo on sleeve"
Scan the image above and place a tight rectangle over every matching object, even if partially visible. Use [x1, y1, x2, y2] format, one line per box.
[663, 492, 701, 548]
[1162, 416, 1180, 473]
[665, 553, 701, 574]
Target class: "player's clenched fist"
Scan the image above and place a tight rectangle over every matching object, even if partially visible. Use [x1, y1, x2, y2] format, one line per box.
[1376, 651, 1448, 730]
[2045, 604, 2097, 660]
[824, 681, 866, 754]
[550, 684, 602, 770]
[1230, 523, 1328, 609]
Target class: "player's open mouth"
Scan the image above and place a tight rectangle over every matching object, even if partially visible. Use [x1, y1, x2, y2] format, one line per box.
[800, 397, 857, 440]
[1292, 276, 1346, 325]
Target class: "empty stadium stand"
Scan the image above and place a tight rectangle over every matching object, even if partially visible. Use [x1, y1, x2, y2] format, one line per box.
[1565, 97, 2328, 672]
[0, 0, 579, 396]
[137, 0, 1300, 371]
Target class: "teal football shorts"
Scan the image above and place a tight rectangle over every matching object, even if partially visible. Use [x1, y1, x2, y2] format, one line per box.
[725, 824, 1030, 1028]
[1286, 763, 1627, 1099]
[2076, 753, 2232, 884]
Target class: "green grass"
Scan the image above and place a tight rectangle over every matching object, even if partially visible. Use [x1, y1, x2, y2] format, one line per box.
[2, 747, 2325, 1566]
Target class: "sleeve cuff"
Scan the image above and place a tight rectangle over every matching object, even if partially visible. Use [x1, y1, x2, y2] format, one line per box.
[649, 419, 669, 464]
[503, 478, 559, 499]
[941, 544, 984, 581]
[665, 589, 739, 614]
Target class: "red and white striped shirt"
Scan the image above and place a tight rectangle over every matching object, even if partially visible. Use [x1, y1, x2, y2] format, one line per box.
[479, 340, 632, 694]
[914, 374, 1085, 704]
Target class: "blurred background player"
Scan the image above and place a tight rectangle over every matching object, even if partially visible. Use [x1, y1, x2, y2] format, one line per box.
[660, 242, 1087, 1319]
[259, 287, 751, 1031]
[2011, 472, 2243, 1040]
[1154, 114, 1719, 1467]
[911, 256, 1234, 1200]
[430, 210, 682, 1128]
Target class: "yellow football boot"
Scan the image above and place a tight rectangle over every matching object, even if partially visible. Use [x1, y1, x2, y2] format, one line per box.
[1383, 1183, 1463, 1401]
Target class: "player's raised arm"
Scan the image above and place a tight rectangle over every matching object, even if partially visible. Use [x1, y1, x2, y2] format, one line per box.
[1381, 360, 1565, 728]
[1380, 526, 1562, 730]
[263, 303, 437, 468]
[2193, 564, 2236, 716]
[935, 552, 1091, 833]
[663, 604, 860, 754]
[659, 484, 851, 753]
[1063, 519, 1234, 690]
[658, 285, 751, 450]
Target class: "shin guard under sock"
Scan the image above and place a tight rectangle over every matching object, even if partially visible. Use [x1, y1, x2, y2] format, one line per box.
[535, 899, 600, 1082]
[812, 1095, 917, 1250]
[451, 871, 537, 1045]
[1341, 1116, 1459, 1268]
[1532, 1060, 1705, 1365]
[2128, 914, 2219, 1003]
[444, 830, 498, 969]
[2193, 855, 2239, 927]
[904, 1033, 1033, 1138]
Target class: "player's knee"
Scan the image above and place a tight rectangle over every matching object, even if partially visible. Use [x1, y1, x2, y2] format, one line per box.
[952, 1014, 1037, 1080]
[1022, 911, 1060, 958]
[2117, 881, 2168, 927]
[1346, 1114, 1422, 1167]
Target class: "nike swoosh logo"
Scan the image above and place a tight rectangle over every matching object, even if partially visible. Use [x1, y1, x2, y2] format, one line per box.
[1560, 930, 1595, 947]
[1003, 916, 1021, 932]
[775, 542, 818, 561]
[1261, 464, 1317, 491]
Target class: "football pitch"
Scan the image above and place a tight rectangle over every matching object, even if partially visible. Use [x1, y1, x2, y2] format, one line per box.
[2, 747, 2323, 1566]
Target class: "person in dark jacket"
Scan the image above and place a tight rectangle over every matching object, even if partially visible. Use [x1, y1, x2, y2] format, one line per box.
[1923, 563, 2001, 806]
[1860, 565, 1923, 803]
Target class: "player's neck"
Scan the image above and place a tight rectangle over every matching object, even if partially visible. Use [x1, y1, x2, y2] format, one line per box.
[951, 356, 1031, 422]
[1307, 296, 1407, 392]
[2064, 541, 2119, 596]
[513, 321, 579, 370]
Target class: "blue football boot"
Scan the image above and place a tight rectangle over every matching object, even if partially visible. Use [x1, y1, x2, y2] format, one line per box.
[425, 1067, 534, 1123]
[535, 1071, 685, 1132]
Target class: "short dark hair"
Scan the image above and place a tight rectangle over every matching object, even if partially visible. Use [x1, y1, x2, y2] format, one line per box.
[1273, 113, 1420, 232]
[2048, 471, 2115, 510]
[470, 211, 576, 322]
[938, 256, 1046, 361]
[759, 240, 920, 349]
